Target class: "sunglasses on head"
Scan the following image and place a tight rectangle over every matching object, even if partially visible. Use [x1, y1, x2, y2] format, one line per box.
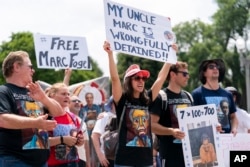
[131, 75, 147, 81]
[207, 64, 220, 70]
[71, 99, 81, 103]
[176, 71, 189, 77]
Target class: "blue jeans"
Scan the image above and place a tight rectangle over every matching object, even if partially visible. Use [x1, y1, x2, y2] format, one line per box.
[0, 155, 47, 167]
[114, 165, 153, 167]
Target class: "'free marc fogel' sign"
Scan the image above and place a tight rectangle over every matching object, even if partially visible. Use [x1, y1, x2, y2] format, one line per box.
[33, 34, 91, 70]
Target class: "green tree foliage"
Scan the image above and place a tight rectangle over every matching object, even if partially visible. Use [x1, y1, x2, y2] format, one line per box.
[0, 32, 103, 85]
[169, 0, 249, 96]
[211, 0, 248, 92]
[212, 0, 249, 107]
[173, 20, 220, 92]
[213, 0, 249, 42]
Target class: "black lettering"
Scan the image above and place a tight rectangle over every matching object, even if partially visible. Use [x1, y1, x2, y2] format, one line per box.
[51, 37, 60, 50]
[113, 19, 137, 32]
[107, 3, 123, 17]
[66, 40, 72, 50]
[69, 53, 78, 67]
[39, 51, 49, 66]
[73, 41, 79, 50]
[58, 40, 65, 50]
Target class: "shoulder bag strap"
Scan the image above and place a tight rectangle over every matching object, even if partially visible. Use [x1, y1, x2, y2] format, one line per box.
[118, 101, 127, 132]
[183, 90, 194, 104]
[159, 89, 168, 111]
[67, 111, 79, 128]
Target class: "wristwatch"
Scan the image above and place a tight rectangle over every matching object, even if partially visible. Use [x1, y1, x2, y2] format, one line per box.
[60, 135, 64, 144]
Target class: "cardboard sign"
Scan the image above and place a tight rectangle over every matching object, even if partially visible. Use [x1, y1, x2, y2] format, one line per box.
[103, 0, 177, 64]
[33, 34, 91, 70]
[177, 104, 224, 167]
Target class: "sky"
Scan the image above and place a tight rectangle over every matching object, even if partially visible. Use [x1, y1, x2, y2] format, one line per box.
[0, 0, 218, 76]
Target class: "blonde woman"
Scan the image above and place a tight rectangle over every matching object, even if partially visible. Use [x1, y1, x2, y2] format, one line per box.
[46, 83, 84, 167]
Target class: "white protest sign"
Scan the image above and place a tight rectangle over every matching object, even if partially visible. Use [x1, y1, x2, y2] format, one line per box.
[220, 133, 250, 167]
[177, 104, 225, 167]
[33, 34, 91, 70]
[103, 0, 177, 64]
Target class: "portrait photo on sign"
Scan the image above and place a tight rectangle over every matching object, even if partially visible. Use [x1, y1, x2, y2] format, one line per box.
[177, 104, 224, 167]
[188, 124, 218, 167]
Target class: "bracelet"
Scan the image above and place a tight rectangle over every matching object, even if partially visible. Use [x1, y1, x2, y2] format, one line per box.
[60, 135, 64, 144]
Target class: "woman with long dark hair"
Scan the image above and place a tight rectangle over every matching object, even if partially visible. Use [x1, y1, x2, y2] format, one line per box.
[103, 41, 177, 167]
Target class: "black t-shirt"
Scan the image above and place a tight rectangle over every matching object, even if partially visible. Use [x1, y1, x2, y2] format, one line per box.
[150, 89, 192, 163]
[0, 83, 49, 166]
[114, 91, 153, 166]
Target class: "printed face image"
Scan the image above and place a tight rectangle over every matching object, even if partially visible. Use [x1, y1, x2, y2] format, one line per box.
[19, 100, 48, 149]
[163, 30, 175, 42]
[201, 138, 210, 152]
[24, 101, 43, 117]
[126, 109, 151, 147]
[189, 126, 218, 166]
[131, 109, 149, 136]
[221, 101, 229, 115]
[164, 31, 173, 39]
[85, 93, 94, 105]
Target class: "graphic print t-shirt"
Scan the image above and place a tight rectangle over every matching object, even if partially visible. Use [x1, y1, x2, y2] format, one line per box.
[115, 94, 153, 166]
[192, 86, 236, 133]
[0, 83, 49, 166]
[150, 89, 192, 159]
[48, 112, 80, 166]
[79, 104, 101, 135]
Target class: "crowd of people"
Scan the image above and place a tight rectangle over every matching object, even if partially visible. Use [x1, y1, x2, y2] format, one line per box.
[1, 41, 250, 167]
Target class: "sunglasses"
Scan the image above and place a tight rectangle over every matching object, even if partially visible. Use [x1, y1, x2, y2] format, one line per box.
[176, 71, 189, 77]
[23, 64, 33, 70]
[71, 99, 81, 103]
[132, 75, 147, 81]
[28, 65, 34, 69]
[207, 64, 220, 70]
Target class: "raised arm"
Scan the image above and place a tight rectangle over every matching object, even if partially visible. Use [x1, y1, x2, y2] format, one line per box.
[63, 67, 72, 86]
[150, 44, 178, 101]
[103, 41, 122, 104]
[26, 81, 63, 117]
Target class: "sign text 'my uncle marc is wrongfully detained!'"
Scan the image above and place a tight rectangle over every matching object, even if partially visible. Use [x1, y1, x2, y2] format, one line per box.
[106, 2, 172, 61]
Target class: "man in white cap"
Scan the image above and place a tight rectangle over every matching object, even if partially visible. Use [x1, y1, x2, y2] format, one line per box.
[192, 59, 238, 135]
[225, 86, 250, 133]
